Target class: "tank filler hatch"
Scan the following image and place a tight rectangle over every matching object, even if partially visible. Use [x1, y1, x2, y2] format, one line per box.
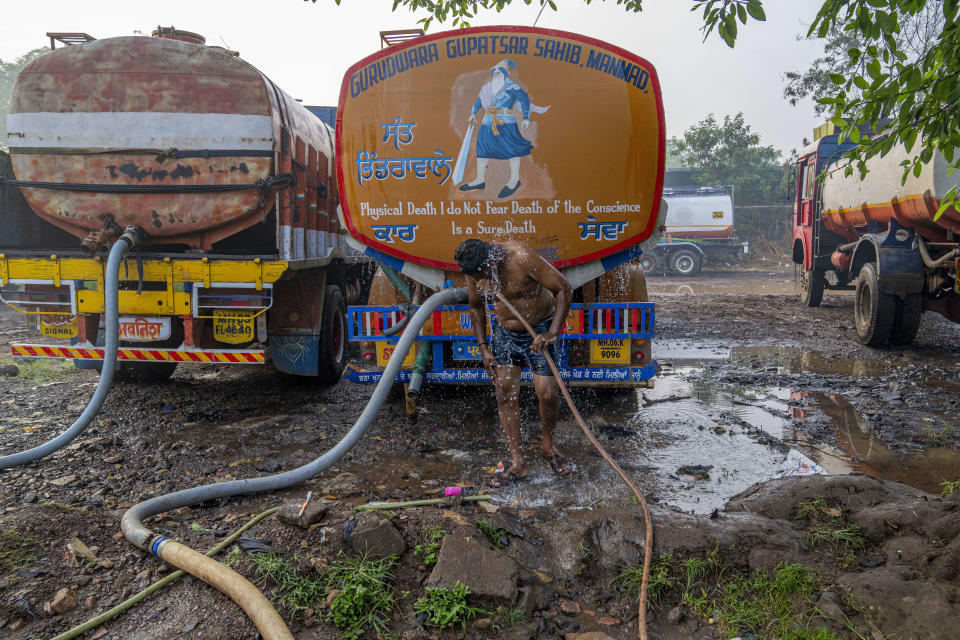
[46, 32, 96, 50]
[379, 29, 424, 49]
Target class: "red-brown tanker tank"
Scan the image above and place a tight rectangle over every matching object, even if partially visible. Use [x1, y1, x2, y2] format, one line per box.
[7, 32, 336, 257]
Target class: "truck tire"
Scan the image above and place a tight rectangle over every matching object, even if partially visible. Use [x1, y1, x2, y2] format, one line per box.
[670, 249, 701, 276]
[317, 285, 347, 384]
[99, 322, 182, 384]
[638, 253, 658, 275]
[800, 268, 825, 307]
[115, 335, 181, 384]
[854, 262, 895, 346]
[889, 293, 923, 346]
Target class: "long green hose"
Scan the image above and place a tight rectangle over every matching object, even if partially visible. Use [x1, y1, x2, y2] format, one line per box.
[49, 507, 280, 640]
[356, 495, 492, 510]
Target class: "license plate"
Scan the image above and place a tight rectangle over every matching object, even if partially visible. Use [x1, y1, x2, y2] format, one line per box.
[590, 338, 629, 364]
[39, 314, 78, 339]
[375, 341, 415, 367]
[118, 316, 171, 342]
[213, 310, 255, 344]
[453, 341, 483, 360]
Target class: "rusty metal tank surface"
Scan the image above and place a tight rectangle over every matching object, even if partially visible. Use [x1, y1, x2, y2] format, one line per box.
[7, 35, 334, 250]
[819, 144, 960, 243]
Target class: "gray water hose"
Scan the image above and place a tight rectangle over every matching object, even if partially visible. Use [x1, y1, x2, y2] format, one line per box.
[0, 227, 140, 469]
[121, 286, 467, 639]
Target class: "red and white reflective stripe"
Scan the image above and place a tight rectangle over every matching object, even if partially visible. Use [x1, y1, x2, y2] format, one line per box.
[12, 344, 265, 364]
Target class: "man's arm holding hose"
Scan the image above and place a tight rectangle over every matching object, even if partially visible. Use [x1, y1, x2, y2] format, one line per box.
[466, 276, 497, 380]
[527, 247, 573, 354]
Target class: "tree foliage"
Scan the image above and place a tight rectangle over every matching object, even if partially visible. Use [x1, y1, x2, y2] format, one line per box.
[784, 4, 943, 117]
[673, 112, 785, 206]
[318, 0, 764, 34]
[810, 0, 959, 219]
[1, 48, 48, 150]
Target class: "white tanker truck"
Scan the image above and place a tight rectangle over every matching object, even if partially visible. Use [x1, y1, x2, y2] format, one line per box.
[639, 169, 747, 276]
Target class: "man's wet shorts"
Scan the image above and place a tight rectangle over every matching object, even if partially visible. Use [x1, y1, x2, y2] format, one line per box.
[491, 315, 558, 377]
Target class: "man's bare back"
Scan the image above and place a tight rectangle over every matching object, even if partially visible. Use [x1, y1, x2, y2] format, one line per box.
[476, 241, 557, 333]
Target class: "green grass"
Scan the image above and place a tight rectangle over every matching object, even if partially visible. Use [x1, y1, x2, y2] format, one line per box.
[249, 553, 326, 620]
[616, 546, 845, 639]
[15, 359, 76, 384]
[616, 553, 675, 603]
[415, 525, 446, 567]
[794, 498, 866, 564]
[494, 605, 526, 627]
[795, 498, 831, 521]
[247, 550, 400, 638]
[476, 519, 508, 547]
[221, 546, 242, 568]
[323, 551, 399, 640]
[919, 424, 955, 445]
[807, 525, 865, 553]
[941, 479, 960, 496]
[0, 528, 39, 572]
[413, 581, 489, 631]
[692, 563, 821, 638]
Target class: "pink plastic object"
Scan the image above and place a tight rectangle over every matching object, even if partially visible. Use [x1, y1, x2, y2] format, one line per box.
[444, 486, 462, 497]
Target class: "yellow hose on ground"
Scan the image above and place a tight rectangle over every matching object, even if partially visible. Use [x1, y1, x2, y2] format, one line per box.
[495, 293, 653, 640]
[51, 507, 280, 640]
[157, 540, 294, 640]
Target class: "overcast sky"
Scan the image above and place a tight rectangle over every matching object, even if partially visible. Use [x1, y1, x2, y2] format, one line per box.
[2, 0, 827, 157]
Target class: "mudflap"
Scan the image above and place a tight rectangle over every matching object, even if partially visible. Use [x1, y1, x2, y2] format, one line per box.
[269, 335, 320, 376]
[858, 218, 925, 297]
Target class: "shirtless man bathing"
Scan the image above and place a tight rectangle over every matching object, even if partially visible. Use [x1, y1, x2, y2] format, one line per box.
[454, 239, 574, 487]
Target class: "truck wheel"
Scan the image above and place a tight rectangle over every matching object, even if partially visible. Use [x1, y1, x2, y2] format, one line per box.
[889, 293, 923, 346]
[317, 285, 347, 384]
[115, 337, 180, 384]
[854, 262, 895, 346]
[638, 253, 658, 275]
[104, 323, 182, 384]
[800, 268, 825, 307]
[670, 249, 701, 276]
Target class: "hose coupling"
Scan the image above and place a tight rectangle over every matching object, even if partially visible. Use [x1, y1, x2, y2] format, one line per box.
[120, 225, 146, 249]
[150, 535, 172, 558]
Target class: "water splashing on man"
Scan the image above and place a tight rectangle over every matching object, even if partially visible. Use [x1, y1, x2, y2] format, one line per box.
[455, 239, 573, 486]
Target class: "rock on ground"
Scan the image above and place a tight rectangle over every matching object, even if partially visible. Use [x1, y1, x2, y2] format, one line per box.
[49, 587, 78, 615]
[428, 532, 518, 603]
[349, 512, 406, 557]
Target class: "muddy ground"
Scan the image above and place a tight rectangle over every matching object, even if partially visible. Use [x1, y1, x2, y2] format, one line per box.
[0, 268, 958, 640]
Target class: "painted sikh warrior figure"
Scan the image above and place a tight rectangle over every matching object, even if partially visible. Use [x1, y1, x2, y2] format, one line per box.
[456, 59, 550, 199]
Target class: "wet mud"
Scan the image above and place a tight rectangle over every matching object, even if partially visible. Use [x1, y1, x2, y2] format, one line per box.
[0, 268, 958, 639]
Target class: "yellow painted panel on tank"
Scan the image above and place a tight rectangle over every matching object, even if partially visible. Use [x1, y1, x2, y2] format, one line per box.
[338, 27, 664, 271]
[76, 290, 191, 315]
[813, 121, 836, 141]
[0, 256, 103, 284]
[1, 255, 287, 287]
[170, 259, 288, 286]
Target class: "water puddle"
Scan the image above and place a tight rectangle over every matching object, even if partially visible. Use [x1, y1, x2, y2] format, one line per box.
[654, 340, 904, 378]
[791, 391, 960, 494]
[488, 341, 960, 513]
[151, 338, 960, 517]
[646, 273, 801, 296]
